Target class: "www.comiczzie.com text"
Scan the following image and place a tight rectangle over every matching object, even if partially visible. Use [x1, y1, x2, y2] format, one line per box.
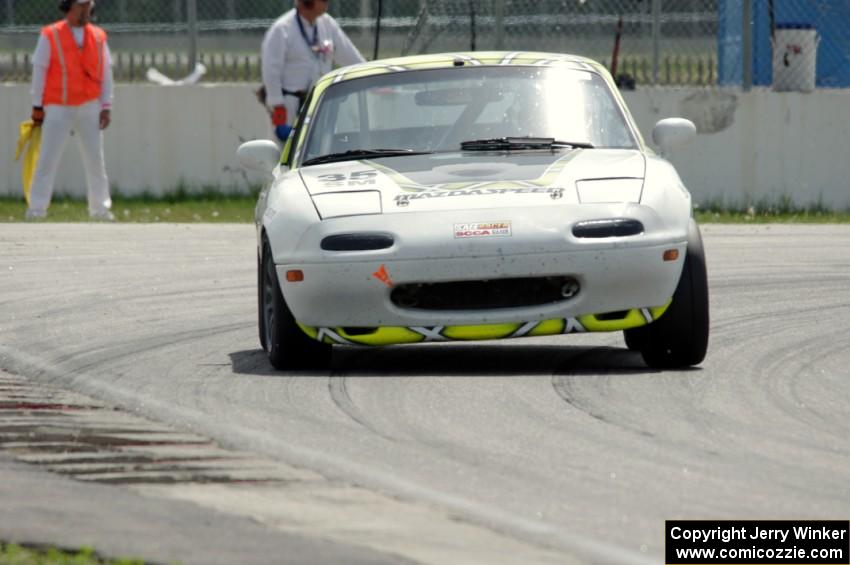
[666, 520, 849, 564]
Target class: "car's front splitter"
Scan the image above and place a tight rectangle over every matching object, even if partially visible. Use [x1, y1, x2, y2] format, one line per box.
[297, 302, 670, 346]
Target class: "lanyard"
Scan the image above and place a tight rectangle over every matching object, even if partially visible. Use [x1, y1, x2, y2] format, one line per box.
[296, 15, 320, 58]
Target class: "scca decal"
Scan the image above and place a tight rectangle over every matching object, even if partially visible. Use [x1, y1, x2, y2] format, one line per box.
[454, 221, 512, 238]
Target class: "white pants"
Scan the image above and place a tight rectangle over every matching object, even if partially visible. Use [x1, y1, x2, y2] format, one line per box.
[28, 100, 111, 216]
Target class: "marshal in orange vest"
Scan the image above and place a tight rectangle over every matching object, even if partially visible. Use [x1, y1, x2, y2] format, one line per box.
[41, 20, 107, 106]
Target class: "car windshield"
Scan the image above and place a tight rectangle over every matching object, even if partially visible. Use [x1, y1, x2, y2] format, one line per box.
[301, 65, 637, 165]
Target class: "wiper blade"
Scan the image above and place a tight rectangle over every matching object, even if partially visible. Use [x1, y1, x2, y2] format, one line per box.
[302, 149, 431, 166]
[460, 137, 594, 150]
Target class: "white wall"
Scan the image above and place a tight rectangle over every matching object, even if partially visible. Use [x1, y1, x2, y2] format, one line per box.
[1, 84, 271, 198]
[626, 88, 850, 209]
[2, 84, 849, 208]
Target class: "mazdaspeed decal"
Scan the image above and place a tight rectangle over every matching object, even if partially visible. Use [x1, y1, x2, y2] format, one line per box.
[396, 186, 564, 207]
[454, 221, 512, 239]
[297, 302, 671, 346]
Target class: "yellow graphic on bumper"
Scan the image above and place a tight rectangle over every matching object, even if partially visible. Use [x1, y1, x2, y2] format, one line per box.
[298, 303, 670, 346]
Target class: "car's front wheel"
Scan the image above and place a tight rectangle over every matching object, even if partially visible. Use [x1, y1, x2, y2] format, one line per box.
[261, 239, 332, 370]
[624, 219, 709, 369]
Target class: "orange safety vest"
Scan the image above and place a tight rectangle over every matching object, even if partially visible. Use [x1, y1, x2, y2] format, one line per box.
[42, 20, 107, 106]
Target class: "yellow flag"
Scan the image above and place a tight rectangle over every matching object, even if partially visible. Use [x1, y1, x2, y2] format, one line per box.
[15, 120, 41, 205]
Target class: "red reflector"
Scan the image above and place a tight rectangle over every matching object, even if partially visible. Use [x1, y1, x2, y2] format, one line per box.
[286, 270, 304, 282]
[663, 249, 679, 262]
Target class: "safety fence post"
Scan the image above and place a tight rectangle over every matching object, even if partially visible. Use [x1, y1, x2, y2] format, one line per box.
[494, 0, 505, 50]
[187, 0, 198, 72]
[742, 0, 752, 91]
[651, 0, 661, 84]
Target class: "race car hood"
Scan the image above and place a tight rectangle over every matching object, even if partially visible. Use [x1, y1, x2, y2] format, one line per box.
[299, 149, 645, 217]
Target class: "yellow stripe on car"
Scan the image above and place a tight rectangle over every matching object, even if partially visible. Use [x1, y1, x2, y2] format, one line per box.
[442, 323, 521, 341]
[298, 302, 673, 346]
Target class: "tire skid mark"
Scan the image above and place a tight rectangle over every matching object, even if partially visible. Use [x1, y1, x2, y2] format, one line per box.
[553, 377, 653, 438]
[709, 300, 850, 335]
[786, 341, 850, 438]
[4, 284, 248, 320]
[551, 347, 660, 439]
[704, 295, 850, 468]
[36, 322, 253, 378]
[549, 346, 734, 461]
[749, 330, 850, 444]
[328, 373, 397, 442]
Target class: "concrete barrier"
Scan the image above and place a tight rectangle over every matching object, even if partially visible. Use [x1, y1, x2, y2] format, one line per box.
[1, 83, 848, 209]
[1, 83, 270, 199]
[626, 88, 850, 209]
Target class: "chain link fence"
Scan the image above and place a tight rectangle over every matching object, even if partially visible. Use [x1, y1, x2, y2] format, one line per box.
[1, 0, 846, 90]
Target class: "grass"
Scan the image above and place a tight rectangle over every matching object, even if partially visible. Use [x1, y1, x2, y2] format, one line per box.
[0, 542, 146, 564]
[0, 193, 257, 223]
[694, 209, 850, 223]
[2, 194, 849, 223]
[694, 197, 850, 223]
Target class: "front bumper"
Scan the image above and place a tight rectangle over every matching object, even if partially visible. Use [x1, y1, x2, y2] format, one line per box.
[274, 204, 687, 339]
[280, 243, 682, 325]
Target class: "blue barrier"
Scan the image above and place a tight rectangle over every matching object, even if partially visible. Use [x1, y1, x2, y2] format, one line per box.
[718, 0, 850, 88]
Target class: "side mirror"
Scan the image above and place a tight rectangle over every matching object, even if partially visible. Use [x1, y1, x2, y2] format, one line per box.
[652, 118, 696, 155]
[237, 140, 282, 175]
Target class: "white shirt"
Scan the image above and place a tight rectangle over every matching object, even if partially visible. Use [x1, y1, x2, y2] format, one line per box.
[30, 24, 114, 109]
[261, 9, 364, 113]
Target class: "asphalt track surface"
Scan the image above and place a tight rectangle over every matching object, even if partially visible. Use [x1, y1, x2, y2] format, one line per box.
[2, 224, 849, 564]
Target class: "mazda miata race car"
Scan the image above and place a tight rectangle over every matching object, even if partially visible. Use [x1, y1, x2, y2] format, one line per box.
[238, 52, 709, 370]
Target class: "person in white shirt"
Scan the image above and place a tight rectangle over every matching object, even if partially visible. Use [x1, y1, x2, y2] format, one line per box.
[27, 0, 114, 221]
[261, 0, 365, 142]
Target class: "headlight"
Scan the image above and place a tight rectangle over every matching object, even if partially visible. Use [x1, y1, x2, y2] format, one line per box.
[575, 178, 643, 203]
[312, 191, 382, 219]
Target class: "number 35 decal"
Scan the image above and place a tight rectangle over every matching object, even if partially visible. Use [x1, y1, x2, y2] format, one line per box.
[317, 170, 378, 187]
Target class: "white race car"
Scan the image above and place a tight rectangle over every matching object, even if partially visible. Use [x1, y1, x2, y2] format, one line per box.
[239, 52, 709, 370]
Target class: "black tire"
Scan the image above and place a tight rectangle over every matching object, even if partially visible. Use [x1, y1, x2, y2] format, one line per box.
[625, 219, 709, 369]
[623, 327, 646, 351]
[258, 252, 267, 351]
[261, 240, 332, 370]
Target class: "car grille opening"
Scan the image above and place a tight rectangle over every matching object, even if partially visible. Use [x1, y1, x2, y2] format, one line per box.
[390, 276, 580, 311]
